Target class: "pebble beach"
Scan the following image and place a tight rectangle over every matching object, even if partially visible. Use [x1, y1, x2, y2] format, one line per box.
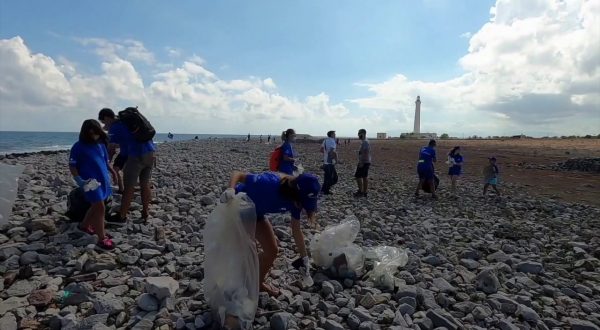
[1, 139, 599, 330]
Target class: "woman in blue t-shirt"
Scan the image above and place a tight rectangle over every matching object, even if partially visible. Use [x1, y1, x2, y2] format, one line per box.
[69, 120, 114, 251]
[447, 146, 463, 194]
[278, 129, 297, 175]
[221, 171, 321, 296]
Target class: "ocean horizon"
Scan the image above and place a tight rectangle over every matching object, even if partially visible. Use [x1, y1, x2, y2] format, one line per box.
[0, 131, 247, 155]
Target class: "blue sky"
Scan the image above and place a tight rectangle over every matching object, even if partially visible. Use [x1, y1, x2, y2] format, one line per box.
[0, 0, 598, 136]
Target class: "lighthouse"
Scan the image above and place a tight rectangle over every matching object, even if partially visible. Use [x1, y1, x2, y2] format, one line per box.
[413, 96, 421, 134]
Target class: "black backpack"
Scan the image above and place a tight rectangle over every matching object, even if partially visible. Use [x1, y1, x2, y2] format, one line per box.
[422, 174, 440, 193]
[65, 188, 112, 222]
[118, 107, 156, 142]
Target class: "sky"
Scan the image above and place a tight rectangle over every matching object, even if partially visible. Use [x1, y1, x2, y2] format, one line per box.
[0, 0, 598, 137]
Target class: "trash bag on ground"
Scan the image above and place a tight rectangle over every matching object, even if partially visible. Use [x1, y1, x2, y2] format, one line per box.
[203, 193, 259, 330]
[310, 216, 364, 278]
[0, 163, 24, 225]
[366, 246, 409, 290]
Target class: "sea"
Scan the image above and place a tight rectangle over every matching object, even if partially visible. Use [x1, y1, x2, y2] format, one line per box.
[0, 131, 246, 155]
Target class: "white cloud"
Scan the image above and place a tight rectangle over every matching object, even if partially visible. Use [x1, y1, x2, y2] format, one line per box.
[459, 32, 472, 39]
[0, 35, 357, 135]
[351, 0, 600, 136]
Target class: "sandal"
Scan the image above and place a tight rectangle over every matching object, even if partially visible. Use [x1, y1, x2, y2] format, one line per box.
[78, 225, 112, 239]
[97, 237, 116, 251]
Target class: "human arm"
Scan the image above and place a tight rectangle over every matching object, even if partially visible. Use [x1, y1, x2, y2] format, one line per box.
[228, 171, 247, 188]
[69, 166, 85, 187]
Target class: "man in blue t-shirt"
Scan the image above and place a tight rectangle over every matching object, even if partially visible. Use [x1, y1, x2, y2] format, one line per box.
[98, 108, 127, 193]
[415, 139, 438, 199]
[99, 108, 156, 225]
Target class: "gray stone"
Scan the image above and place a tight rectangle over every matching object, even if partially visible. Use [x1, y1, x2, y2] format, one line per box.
[140, 249, 162, 260]
[4, 280, 40, 297]
[200, 196, 215, 206]
[118, 249, 141, 265]
[19, 251, 39, 265]
[398, 296, 417, 308]
[92, 296, 125, 316]
[0, 297, 28, 315]
[475, 268, 500, 294]
[84, 255, 116, 273]
[352, 307, 373, 323]
[397, 303, 415, 315]
[78, 313, 109, 330]
[270, 312, 292, 330]
[422, 255, 443, 266]
[498, 320, 520, 330]
[31, 218, 57, 234]
[137, 293, 159, 312]
[516, 304, 540, 322]
[395, 285, 417, 300]
[567, 318, 600, 330]
[145, 276, 179, 299]
[324, 319, 344, 330]
[426, 309, 461, 330]
[516, 261, 544, 274]
[472, 305, 492, 320]
[0, 313, 17, 330]
[347, 314, 361, 330]
[432, 277, 456, 293]
[321, 281, 336, 296]
[460, 258, 480, 270]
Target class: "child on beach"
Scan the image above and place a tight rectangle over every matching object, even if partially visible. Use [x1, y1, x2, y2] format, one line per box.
[483, 157, 501, 195]
[447, 146, 463, 194]
[278, 129, 297, 175]
[69, 119, 114, 251]
[221, 171, 321, 296]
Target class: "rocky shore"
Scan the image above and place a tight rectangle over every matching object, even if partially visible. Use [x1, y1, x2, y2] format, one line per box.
[1, 140, 599, 330]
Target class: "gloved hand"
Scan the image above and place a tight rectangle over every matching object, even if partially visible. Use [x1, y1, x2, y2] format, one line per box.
[73, 176, 86, 188]
[219, 188, 236, 204]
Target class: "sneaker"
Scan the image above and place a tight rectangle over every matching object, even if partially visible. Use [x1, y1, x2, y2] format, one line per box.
[353, 191, 363, 198]
[106, 214, 127, 226]
[97, 238, 116, 251]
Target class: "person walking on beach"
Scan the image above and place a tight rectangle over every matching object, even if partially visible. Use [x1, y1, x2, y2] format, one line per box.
[354, 129, 371, 197]
[279, 129, 297, 175]
[267, 134, 271, 143]
[107, 109, 156, 225]
[98, 108, 127, 193]
[69, 120, 115, 251]
[415, 139, 438, 199]
[321, 131, 338, 195]
[447, 146, 463, 194]
[260, 135, 263, 143]
[247, 133, 251, 142]
[483, 157, 501, 196]
[221, 171, 321, 296]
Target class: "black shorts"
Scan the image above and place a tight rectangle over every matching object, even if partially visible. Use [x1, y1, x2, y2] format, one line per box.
[113, 154, 128, 170]
[354, 163, 371, 178]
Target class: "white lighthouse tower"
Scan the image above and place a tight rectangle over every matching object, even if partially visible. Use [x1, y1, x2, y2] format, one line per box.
[413, 96, 421, 134]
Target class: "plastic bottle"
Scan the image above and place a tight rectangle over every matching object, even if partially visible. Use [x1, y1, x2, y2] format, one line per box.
[83, 179, 101, 192]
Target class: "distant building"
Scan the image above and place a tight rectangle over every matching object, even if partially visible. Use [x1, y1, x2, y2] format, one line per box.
[401, 132, 438, 139]
[377, 133, 387, 139]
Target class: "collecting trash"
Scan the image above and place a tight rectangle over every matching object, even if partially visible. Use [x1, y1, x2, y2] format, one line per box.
[310, 216, 365, 279]
[365, 246, 409, 290]
[203, 192, 259, 330]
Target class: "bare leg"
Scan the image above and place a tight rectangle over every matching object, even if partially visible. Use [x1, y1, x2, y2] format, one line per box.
[415, 179, 424, 196]
[290, 220, 307, 258]
[362, 177, 369, 194]
[429, 180, 437, 198]
[82, 202, 106, 239]
[119, 186, 135, 219]
[492, 184, 501, 195]
[115, 168, 124, 192]
[255, 220, 279, 296]
[355, 177, 363, 193]
[483, 183, 490, 195]
[451, 176, 457, 194]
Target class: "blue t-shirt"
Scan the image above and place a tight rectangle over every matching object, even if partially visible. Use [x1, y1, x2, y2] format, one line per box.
[108, 121, 130, 157]
[69, 141, 112, 202]
[235, 172, 302, 219]
[419, 146, 437, 164]
[109, 121, 156, 157]
[451, 154, 463, 166]
[278, 142, 295, 175]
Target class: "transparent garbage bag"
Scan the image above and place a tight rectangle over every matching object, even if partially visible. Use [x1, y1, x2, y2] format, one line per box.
[310, 216, 364, 275]
[0, 163, 24, 225]
[203, 192, 259, 330]
[366, 246, 408, 290]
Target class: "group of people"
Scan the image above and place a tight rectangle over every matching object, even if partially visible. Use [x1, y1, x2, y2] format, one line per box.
[68, 108, 156, 251]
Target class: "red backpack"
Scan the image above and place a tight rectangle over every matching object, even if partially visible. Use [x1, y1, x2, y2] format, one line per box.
[269, 146, 283, 171]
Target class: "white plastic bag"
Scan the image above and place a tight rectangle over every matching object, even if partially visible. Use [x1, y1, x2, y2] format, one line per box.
[0, 163, 24, 225]
[367, 246, 408, 289]
[203, 193, 259, 329]
[310, 216, 364, 275]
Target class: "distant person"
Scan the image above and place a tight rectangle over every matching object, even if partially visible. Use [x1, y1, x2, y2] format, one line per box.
[336, 138, 340, 146]
[447, 146, 463, 194]
[222, 171, 321, 296]
[98, 108, 126, 193]
[267, 134, 271, 143]
[260, 135, 263, 143]
[168, 132, 174, 140]
[107, 108, 156, 225]
[279, 129, 297, 175]
[354, 129, 371, 197]
[321, 131, 338, 195]
[69, 119, 114, 251]
[247, 133, 251, 142]
[195, 136, 199, 140]
[415, 139, 438, 199]
[483, 157, 501, 196]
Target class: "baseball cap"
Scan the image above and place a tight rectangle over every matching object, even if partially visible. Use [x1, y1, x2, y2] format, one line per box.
[296, 173, 320, 213]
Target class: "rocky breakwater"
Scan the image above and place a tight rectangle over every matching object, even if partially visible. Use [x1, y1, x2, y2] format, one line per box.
[0, 140, 599, 330]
